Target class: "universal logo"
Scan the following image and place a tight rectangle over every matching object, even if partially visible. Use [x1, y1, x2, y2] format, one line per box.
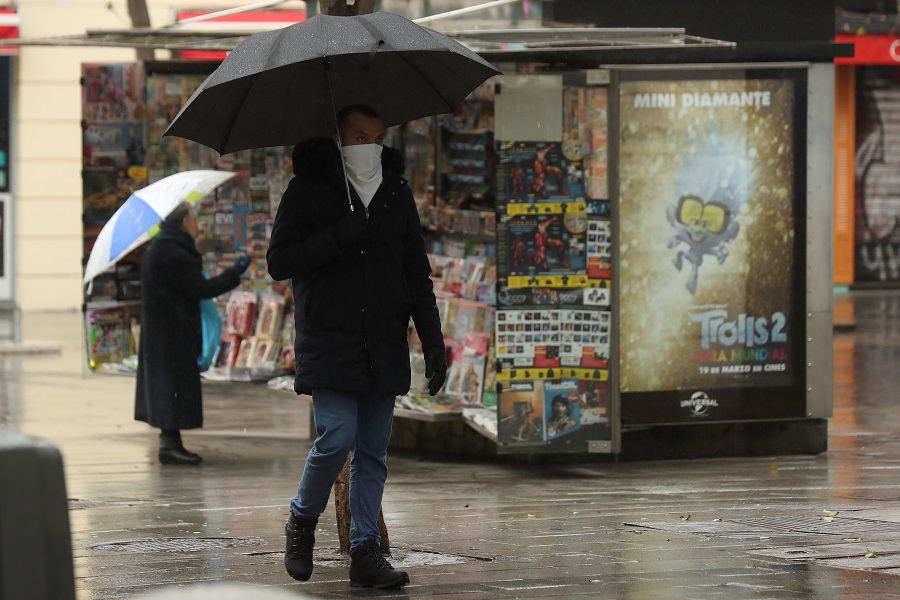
[680, 391, 719, 417]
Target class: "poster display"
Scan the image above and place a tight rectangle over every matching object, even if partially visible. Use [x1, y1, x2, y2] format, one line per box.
[492, 85, 613, 450]
[617, 68, 807, 424]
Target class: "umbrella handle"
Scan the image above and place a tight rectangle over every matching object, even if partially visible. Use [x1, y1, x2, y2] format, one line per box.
[324, 54, 356, 212]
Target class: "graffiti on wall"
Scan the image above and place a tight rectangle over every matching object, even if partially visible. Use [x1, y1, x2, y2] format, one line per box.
[855, 68, 900, 283]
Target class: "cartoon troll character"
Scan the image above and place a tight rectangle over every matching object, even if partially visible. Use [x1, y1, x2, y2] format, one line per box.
[668, 129, 752, 294]
[667, 195, 739, 294]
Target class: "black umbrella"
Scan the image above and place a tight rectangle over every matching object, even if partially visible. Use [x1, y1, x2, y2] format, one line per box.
[163, 11, 502, 155]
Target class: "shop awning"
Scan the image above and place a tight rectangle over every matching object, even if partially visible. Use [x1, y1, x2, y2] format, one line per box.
[4, 22, 855, 65]
[449, 27, 734, 58]
[0, 7, 20, 56]
[2, 22, 734, 55]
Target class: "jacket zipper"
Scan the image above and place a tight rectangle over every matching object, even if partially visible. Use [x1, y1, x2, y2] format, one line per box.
[361, 200, 370, 364]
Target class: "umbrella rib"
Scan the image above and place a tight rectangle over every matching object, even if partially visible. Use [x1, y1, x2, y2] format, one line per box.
[354, 17, 459, 115]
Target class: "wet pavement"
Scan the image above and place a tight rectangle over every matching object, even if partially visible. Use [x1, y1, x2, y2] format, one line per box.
[2, 290, 900, 599]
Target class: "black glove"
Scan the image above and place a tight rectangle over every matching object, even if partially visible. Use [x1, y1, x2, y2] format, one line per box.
[231, 254, 251, 275]
[332, 208, 368, 249]
[424, 348, 447, 396]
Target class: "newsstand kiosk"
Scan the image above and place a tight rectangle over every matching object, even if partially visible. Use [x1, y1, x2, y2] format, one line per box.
[390, 42, 840, 460]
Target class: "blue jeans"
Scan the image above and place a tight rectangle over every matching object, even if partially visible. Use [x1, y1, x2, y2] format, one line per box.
[290, 387, 395, 550]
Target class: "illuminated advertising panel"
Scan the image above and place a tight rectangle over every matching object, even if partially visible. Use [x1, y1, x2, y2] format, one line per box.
[617, 68, 807, 424]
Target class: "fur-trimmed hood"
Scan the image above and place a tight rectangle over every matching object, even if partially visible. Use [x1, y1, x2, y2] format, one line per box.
[290, 137, 405, 179]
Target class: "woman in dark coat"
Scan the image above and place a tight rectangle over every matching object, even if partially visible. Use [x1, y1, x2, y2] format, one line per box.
[134, 201, 249, 465]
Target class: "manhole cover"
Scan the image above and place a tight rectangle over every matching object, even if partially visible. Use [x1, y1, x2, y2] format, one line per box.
[87, 537, 266, 552]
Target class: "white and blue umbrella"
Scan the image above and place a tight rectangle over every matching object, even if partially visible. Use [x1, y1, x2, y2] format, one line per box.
[83, 170, 236, 285]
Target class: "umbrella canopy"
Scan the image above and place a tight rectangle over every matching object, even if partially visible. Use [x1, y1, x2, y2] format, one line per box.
[164, 11, 501, 154]
[83, 170, 236, 284]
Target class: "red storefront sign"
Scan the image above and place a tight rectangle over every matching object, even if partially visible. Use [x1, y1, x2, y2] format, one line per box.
[0, 8, 20, 56]
[836, 33, 900, 65]
[176, 9, 306, 60]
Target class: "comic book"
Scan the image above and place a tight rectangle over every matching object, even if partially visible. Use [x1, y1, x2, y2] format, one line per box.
[396, 393, 470, 413]
[214, 210, 235, 254]
[82, 63, 145, 123]
[444, 331, 491, 405]
[83, 122, 145, 169]
[84, 303, 140, 369]
[506, 214, 586, 278]
[578, 380, 610, 426]
[216, 333, 242, 368]
[481, 335, 498, 407]
[408, 350, 429, 394]
[234, 337, 256, 368]
[543, 379, 581, 441]
[254, 294, 285, 339]
[232, 204, 250, 250]
[277, 316, 296, 372]
[499, 141, 585, 204]
[195, 209, 216, 255]
[497, 382, 544, 445]
[249, 337, 281, 376]
[225, 291, 257, 338]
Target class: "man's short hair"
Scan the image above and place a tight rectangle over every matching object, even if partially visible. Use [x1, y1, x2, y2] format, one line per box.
[336, 104, 382, 136]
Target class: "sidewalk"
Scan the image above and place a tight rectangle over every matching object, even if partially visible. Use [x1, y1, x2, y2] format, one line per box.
[3, 293, 900, 599]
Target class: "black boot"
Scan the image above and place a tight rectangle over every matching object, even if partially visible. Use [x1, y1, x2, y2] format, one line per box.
[349, 539, 409, 589]
[158, 430, 202, 465]
[284, 513, 317, 581]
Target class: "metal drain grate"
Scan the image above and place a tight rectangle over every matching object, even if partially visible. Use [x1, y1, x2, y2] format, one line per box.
[730, 516, 900, 535]
[628, 516, 900, 537]
[87, 537, 266, 553]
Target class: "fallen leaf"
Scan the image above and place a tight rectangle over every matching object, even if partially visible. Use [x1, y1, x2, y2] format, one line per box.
[822, 509, 839, 517]
[769, 464, 778, 472]
[713, 518, 723, 522]
[820, 516, 834, 522]
[865, 548, 878, 558]
[680, 514, 691, 521]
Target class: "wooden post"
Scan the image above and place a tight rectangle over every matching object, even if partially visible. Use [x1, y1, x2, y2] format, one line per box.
[126, 0, 154, 61]
[319, 0, 376, 16]
[334, 455, 391, 555]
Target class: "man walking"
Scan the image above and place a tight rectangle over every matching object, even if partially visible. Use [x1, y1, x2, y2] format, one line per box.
[266, 104, 446, 589]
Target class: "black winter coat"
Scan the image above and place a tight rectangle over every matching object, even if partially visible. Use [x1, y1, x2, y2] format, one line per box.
[267, 140, 444, 396]
[135, 228, 241, 430]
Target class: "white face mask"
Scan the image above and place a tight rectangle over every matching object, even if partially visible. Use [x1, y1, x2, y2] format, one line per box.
[342, 143, 383, 208]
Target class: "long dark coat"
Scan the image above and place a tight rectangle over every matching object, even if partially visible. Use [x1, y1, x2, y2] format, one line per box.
[267, 139, 444, 396]
[135, 227, 240, 430]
